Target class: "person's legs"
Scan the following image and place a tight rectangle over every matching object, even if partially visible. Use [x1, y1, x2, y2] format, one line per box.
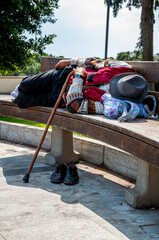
[19, 70, 58, 93]
[14, 66, 73, 108]
[14, 90, 65, 108]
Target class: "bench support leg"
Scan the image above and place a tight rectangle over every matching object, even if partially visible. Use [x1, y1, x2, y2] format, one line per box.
[45, 126, 79, 165]
[126, 159, 159, 208]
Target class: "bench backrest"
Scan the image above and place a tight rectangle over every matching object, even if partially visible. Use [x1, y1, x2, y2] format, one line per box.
[40, 57, 159, 114]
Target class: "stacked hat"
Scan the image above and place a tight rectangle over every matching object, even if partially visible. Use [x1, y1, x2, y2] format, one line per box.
[109, 72, 149, 103]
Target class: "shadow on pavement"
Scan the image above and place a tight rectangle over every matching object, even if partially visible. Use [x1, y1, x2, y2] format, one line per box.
[0, 143, 159, 240]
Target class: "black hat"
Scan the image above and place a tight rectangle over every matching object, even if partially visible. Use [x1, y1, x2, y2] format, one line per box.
[109, 72, 149, 103]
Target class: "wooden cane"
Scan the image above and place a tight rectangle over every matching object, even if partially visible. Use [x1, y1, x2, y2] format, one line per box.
[23, 70, 74, 182]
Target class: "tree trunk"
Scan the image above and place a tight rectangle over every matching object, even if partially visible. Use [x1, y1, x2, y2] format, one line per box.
[141, 0, 154, 61]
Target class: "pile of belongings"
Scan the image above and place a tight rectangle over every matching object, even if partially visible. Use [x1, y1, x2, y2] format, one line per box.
[101, 72, 156, 122]
[66, 58, 156, 122]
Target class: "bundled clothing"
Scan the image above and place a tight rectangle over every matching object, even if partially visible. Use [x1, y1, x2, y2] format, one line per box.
[65, 58, 135, 114]
[12, 58, 136, 114]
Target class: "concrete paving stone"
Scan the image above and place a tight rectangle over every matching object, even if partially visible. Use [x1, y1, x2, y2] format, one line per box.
[0, 140, 159, 240]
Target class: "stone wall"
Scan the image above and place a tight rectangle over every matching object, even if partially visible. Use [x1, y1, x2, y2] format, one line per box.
[0, 121, 138, 180]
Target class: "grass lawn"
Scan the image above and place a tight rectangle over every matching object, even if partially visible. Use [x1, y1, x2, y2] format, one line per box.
[0, 116, 49, 128]
[0, 116, 88, 137]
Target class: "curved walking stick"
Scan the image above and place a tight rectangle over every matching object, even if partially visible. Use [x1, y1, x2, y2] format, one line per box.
[23, 70, 74, 183]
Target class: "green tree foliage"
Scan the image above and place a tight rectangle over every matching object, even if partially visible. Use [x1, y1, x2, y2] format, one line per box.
[104, 1, 159, 18]
[116, 50, 142, 61]
[104, 0, 141, 16]
[116, 51, 134, 61]
[116, 50, 159, 61]
[104, 0, 159, 60]
[13, 53, 42, 76]
[154, 53, 159, 61]
[12, 52, 64, 76]
[0, 0, 59, 73]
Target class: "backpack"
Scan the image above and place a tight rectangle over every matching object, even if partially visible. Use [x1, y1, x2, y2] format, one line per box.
[101, 93, 156, 122]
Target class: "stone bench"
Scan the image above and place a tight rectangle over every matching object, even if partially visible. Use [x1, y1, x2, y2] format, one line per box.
[0, 58, 159, 209]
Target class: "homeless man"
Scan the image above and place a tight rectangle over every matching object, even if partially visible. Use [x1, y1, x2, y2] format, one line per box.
[11, 57, 135, 114]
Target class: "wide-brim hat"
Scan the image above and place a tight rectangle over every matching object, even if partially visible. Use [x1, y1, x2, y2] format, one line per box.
[109, 72, 149, 103]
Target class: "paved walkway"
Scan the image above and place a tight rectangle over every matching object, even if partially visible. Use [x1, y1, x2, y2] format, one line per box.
[0, 140, 159, 240]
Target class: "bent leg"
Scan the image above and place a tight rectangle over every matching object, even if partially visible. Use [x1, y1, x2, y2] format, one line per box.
[13, 91, 64, 108]
[19, 69, 58, 93]
[19, 66, 73, 94]
[14, 66, 73, 108]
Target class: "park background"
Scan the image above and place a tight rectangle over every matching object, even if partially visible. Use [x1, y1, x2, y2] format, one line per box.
[1, 0, 159, 76]
[22, 0, 159, 76]
[42, 0, 159, 59]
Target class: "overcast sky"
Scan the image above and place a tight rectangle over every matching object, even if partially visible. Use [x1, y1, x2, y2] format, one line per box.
[42, 0, 159, 59]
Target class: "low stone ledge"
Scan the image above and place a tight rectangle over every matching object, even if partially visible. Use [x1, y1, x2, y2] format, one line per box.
[0, 121, 137, 180]
[0, 121, 51, 150]
[0, 76, 24, 94]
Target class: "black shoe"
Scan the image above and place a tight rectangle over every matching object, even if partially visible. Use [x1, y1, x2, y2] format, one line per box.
[64, 164, 79, 185]
[50, 163, 67, 183]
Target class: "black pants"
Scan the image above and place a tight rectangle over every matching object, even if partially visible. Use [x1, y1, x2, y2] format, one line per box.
[14, 66, 73, 108]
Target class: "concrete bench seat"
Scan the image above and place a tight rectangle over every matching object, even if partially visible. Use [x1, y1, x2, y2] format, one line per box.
[0, 58, 159, 208]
